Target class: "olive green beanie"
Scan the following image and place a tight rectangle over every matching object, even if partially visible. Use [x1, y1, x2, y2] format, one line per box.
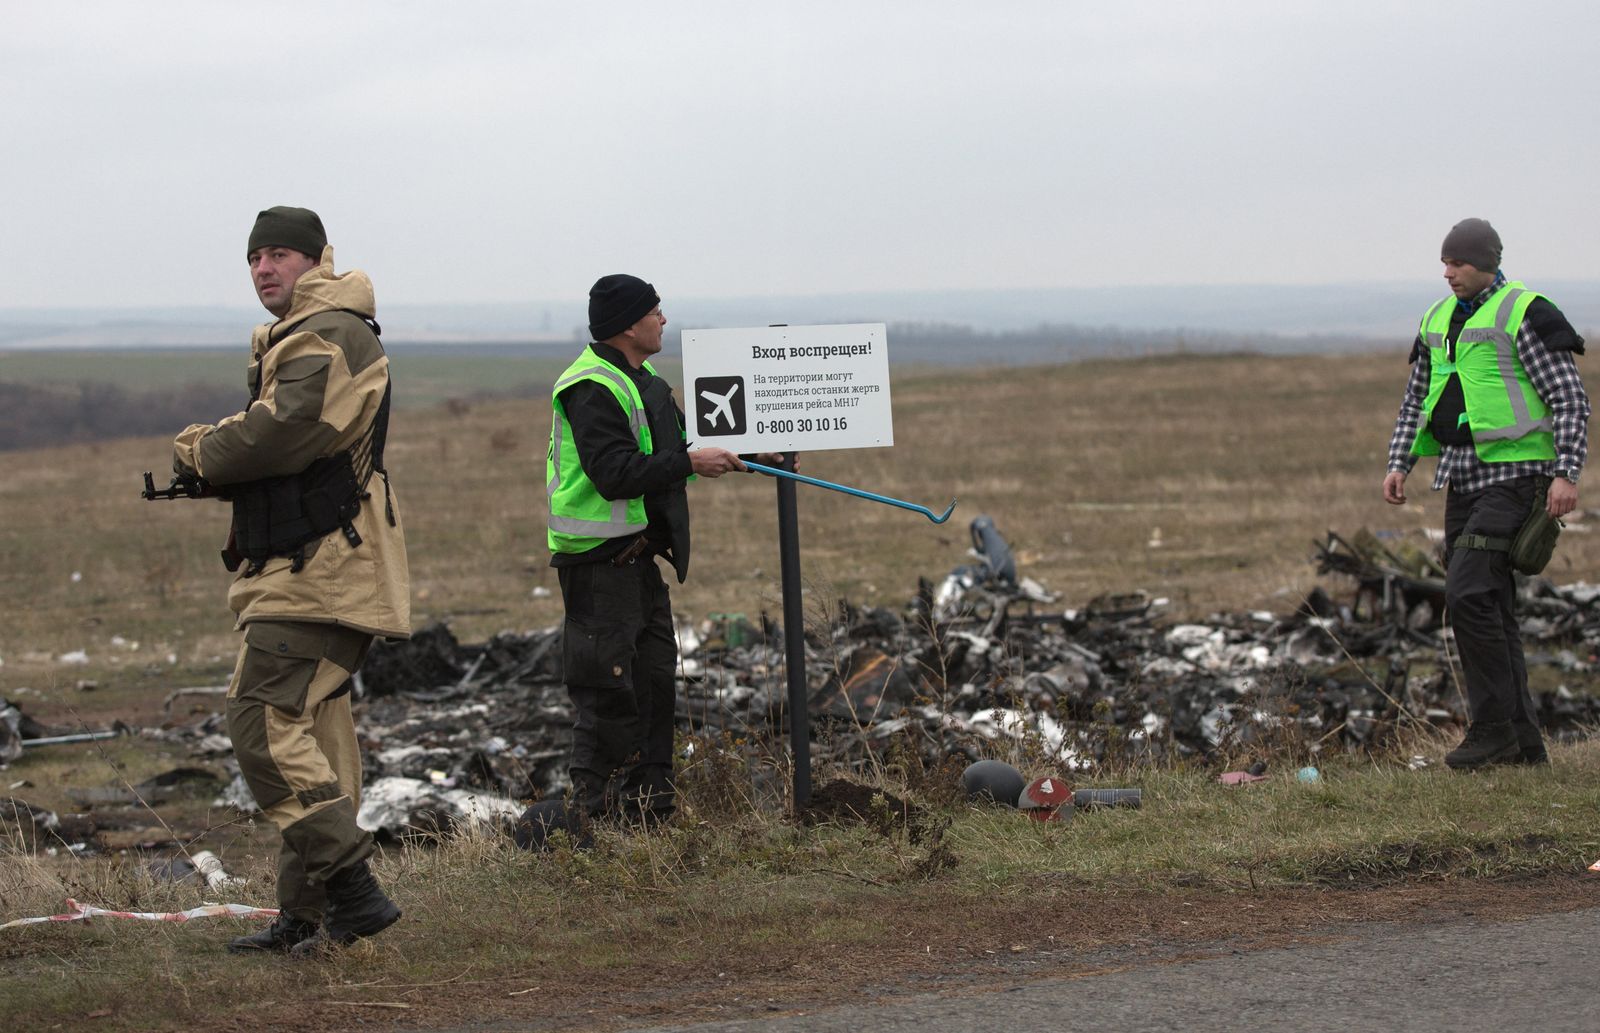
[248, 206, 327, 259]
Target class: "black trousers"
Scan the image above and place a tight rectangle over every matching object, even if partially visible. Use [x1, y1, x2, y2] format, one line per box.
[1443, 478, 1543, 747]
[557, 555, 678, 821]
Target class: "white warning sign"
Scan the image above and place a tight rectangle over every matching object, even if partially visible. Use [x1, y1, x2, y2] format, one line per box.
[681, 323, 893, 454]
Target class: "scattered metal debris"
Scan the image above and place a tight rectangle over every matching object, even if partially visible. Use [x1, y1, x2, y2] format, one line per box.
[347, 521, 1587, 796]
[959, 759, 1026, 805]
[9, 520, 1600, 862]
[1017, 776, 1073, 821]
[67, 767, 221, 807]
[316, 522, 1600, 804]
[0, 700, 126, 762]
[23, 729, 125, 749]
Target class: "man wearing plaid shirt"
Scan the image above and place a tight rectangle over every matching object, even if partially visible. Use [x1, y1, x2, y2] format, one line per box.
[1383, 218, 1589, 769]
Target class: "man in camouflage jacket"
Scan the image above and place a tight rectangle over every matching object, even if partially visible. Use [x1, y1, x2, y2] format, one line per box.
[172, 206, 409, 955]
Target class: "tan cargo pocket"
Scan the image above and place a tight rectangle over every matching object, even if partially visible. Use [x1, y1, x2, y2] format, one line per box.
[562, 618, 633, 689]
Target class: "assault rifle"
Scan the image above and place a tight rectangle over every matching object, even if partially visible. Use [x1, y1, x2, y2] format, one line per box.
[143, 471, 241, 569]
[141, 470, 222, 501]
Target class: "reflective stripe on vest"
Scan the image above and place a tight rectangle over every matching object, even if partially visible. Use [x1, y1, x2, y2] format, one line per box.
[547, 348, 653, 550]
[553, 363, 646, 443]
[547, 408, 637, 537]
[1413, 283, 1554, 461]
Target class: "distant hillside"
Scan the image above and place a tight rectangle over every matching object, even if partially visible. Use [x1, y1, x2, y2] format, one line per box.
[5, 280, 1596, 352]
[0, 380, 240, 452]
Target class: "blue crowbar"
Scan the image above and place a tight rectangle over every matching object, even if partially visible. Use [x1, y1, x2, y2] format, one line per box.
[742, 460, 957, 524]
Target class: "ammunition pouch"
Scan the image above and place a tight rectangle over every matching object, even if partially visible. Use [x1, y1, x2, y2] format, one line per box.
[228, 453, 365, 576]
[1452, 477, 1562, 576]
[222, 312, 394, 577]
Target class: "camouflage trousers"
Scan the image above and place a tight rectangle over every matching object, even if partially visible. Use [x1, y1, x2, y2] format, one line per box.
[226, 620, 375, 921]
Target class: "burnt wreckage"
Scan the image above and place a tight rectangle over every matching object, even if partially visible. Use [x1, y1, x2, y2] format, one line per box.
[22, 518, 1596, 845]
[332, 519, 1600, 818]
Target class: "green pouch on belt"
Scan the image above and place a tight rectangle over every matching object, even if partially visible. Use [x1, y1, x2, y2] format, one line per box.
[1454, 478, 1562, 576]
[1509, 478, 1562, 575]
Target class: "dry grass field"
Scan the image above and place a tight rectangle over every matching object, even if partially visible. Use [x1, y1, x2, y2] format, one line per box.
[14, 347, 1594, 708]
[5, 348, 1600, 1031]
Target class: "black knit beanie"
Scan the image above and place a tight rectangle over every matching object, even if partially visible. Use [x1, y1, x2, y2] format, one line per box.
[588, 274, 660, 341]
[247, 206, 327, 259]
[1441, 218, 1502, 272]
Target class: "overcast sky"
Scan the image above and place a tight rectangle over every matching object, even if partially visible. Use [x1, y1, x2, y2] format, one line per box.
[5, 1, 1598, 311]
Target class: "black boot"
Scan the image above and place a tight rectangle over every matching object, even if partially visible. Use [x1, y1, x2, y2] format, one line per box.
[1515, 743, 1551, 766]
[227, 914, 318, 954]
[1514, 722, 1549, 766]
[1444, 721, 1519, 770]
[290, 860, 400, 957]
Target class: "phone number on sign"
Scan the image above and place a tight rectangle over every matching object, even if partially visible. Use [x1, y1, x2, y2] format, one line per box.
[754, 417, 848, 435]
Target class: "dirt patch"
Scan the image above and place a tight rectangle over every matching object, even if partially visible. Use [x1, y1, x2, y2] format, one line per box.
[794, 780, 955, 877]
[797, 778, 928, 839]
[209, 873, 1598, 1033]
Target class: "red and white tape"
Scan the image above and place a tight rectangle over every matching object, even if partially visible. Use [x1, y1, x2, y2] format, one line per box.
[1, 898, 278, 931]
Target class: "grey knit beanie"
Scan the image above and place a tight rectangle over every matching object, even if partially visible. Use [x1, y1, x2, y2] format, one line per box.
[1441, 218, 1502, 272]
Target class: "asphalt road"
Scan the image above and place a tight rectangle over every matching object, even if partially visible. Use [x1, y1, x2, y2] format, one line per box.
[626, 906, 1600, 1033]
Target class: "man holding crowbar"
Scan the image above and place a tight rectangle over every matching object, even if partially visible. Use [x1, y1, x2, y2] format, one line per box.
[537, 274, 788, 843]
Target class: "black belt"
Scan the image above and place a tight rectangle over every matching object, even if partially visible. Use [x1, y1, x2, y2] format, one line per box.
[611, 535, 652, 567]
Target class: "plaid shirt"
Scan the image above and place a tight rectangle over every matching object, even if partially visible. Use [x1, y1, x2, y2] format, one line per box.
[1387, 272, 1590, 493]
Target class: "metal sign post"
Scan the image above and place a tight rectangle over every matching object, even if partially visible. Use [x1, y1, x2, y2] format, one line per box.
[682, 323, 896, 811]
[772, 451, 810, 806]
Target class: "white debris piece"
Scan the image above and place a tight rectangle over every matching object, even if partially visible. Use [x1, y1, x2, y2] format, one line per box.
[196, 734, 234, 755]
[1135, 711, 1167, 740]
[1166, 625, 1271, 673]
[961, 707, 1088, 769]
[356, 775, 522, 837]
[1165, 625, 1217, 648]
[191, 850, 240, 889]
[215, 773, 260, 813]
[1199, 705, 1232, 746]
[1560, 582, 1600, 605]
[1141, 656, 1194, 678]
[1016, 577, 1058, 603]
